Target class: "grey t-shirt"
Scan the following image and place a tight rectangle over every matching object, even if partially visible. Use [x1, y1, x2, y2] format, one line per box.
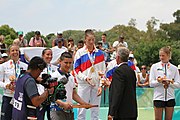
[24, 77, 39, 99]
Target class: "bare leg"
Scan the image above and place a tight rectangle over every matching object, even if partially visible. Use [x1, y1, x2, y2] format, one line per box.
[165, 107, 174, 120]
[154, 107, 163, 120]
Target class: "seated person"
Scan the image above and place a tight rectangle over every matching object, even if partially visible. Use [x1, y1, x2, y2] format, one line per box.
[137, 65, 149, 87]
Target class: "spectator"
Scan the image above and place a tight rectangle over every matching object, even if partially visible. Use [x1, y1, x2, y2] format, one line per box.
[128, 54, 136, 70]
[74, 29, 106, 120]
[76, 40, 84, 50]
[13, 31, 28, 47]
[29, 31, 46, 47]
[96, 41, 108, 61]
[149, 46, 180, 120]
[1, 53, 9, 63]
[101, 33, 112, 62]
[137, 65, 149, 87]
[0, 35, 7, 54]
[178, 64, 180, 75]
[67, 38, 76, 54]
[51, 39, 68, 66]
[12, 56, 54, 120]
[52, 32, 67, 47]
[0, 45, 28, 120]
[118, 35, 128, 48]
[0, 54, 4, 64]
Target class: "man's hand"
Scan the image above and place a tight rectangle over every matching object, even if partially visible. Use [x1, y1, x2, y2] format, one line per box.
[47, 87, 54, 95]
[86, 77, 95, 87]
[108, 115, 113, 120]
[62, 102, 73, 110]
[97, 86, 102, 96]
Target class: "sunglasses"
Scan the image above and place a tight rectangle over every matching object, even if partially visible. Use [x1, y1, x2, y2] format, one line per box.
[141, 68, 146, 70]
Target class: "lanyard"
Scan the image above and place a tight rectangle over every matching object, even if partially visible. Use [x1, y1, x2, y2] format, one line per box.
[10, 60, 20, 79]
[47, 64, 51, 74]
[162, 63, 170, 76]
[86, 47, 96, 66]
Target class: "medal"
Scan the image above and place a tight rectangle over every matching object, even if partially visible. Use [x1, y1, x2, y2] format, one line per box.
[90, 67, 95, 73]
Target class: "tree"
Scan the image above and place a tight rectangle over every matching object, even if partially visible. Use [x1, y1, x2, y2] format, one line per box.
[146, 17, 159, 40]
[173, 9, 180, 23]
[0, 25, 17, 46]
[160, 10, 180, 41]
[128, 18, 137, 27]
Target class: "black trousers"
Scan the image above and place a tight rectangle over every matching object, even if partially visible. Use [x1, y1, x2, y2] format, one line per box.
[114, 118, 137, 120]
[1, 96, 13, 120]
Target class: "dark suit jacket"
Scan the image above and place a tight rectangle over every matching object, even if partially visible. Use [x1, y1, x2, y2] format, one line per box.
[108, 63, 137, 119]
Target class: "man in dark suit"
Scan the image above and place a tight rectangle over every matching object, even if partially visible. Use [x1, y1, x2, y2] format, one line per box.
[108, 47, 137, 120]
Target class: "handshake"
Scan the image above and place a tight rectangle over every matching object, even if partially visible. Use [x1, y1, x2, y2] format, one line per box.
[98, 71, 111, 88]
[157, 76, 174, 89]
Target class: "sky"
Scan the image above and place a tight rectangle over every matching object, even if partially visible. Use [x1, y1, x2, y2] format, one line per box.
[0, 0, 179, 35]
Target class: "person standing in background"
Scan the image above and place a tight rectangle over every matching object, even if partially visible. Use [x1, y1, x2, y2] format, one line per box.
[0, 35, 7, 54]
[74, 29, 106, 120]
[13, 31, 28, 47]
[118, 35, 128, 48]
[52, 32, 67, 47]
[101, 33, 112, 62]
[149, 46, 180, 120]
[29, 31, 46, 47]
[108, 47, 137, 120]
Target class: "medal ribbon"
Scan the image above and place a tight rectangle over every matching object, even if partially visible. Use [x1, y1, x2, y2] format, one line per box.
[13, 60, 20, 80]
[47, 64, 51, 74]
[86, 47, 96, 66]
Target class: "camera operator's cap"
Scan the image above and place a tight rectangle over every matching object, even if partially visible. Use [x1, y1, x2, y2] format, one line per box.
[2, 53, 8, 58]
[112, 41, 119, 48]
[129, 54, 134, 58]
[178, 64, 180, 70]
[57, 31, 62, 35]
[18, 31, 23, 36]
[35, 31, 41, 35]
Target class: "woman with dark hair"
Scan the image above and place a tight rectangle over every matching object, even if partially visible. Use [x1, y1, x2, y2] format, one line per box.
[36, 48, 57, 120]
[137, 65, 149, 87]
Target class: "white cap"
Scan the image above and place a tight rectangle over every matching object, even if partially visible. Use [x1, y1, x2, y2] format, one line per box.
[129, 54, 134, 58]
[57, 31, 62, 35]
[2, 53, 8, 58]
[178, 65, 180, 70]
[112, 41, 119, 48]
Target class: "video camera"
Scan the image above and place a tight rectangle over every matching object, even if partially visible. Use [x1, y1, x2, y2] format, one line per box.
[40, 74, 68, 105]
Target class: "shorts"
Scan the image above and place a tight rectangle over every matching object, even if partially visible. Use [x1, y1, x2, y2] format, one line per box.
[154, 99, 175, 108]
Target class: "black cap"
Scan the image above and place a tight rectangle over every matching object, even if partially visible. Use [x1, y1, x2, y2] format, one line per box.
[35, 31, 41, 35]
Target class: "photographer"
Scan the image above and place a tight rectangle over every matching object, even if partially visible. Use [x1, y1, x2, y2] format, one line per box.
[50, 52, 89, 120]
[12, 56, 54, 120]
